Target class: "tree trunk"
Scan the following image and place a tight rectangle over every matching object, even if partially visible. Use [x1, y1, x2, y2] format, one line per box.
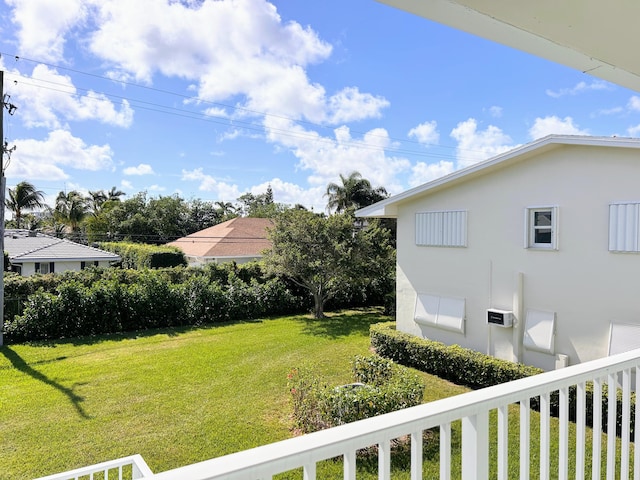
[312, 291, 325, 319]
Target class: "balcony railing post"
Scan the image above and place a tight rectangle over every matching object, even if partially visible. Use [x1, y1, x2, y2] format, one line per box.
[461, 411, 488, 480]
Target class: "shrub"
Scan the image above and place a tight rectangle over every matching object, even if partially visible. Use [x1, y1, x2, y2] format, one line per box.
[288, 355, 424, 433]
[370, 322, 541, 390]
[99, 242, 187, 269]
[370, 322, 636, 440]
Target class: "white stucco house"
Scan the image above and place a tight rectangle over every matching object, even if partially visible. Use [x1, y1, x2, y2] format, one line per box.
[358, 134, 640, 371]
[4, 230, 121, 276]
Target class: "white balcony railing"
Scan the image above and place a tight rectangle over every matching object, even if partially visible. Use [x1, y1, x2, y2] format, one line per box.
[38, 348, 640, 480]
[34, 454, 154, 480]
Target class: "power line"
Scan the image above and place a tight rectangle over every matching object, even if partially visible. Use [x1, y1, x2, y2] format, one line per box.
[9, 73, 465, 161]
[0, 51, 490, 162]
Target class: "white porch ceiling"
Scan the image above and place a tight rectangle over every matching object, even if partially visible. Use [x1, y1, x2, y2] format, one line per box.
[378, 0, 640, 92]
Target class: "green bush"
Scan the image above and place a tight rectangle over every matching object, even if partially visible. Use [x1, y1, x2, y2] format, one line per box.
[370, 322, 541, 389]
[99, 242, 187, 269]
[370, 322, 636, 440]
[288, 355, 424, 433]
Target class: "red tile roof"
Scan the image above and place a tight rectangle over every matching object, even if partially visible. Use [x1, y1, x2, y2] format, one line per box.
[168, 217, 273, 258]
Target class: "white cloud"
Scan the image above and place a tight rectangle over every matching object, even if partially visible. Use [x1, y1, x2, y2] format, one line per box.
[121, 179, 134, 190]
[7, 65, 134, 129]
[147, 184, 166, 192]
[123, 163, 155, 175]
[546, 80, 612, 98]
[249, 178, 326, 210]
[488, 106, 503, 118]
[263, 117, 410, 194]
[409, 160, 454, 187]
[79, 0, 390, 124]
[181, 168, 240, 201]
[408, 121, 439, 145]
[326, 87, 389, 124]
[9, 129, 113, 180]
[528, 116, 589, 140]
[628, 125, 640, 137]
[450, 118, 513, 168]
[7, 0, 86, 62]
[628, 96, 640, 112]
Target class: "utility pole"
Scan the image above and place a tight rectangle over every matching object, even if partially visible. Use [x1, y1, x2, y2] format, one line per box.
[0, 71, 17, 346]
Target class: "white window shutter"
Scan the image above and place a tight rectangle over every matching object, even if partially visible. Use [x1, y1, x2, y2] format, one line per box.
[416, 211, 467, 247]
[609, 203, 640, 252]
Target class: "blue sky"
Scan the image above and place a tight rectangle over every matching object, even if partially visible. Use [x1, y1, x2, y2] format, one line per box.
[1, 0, 639, 212]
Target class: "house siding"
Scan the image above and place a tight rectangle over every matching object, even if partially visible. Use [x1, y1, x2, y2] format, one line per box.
[396, 145, 640, 370]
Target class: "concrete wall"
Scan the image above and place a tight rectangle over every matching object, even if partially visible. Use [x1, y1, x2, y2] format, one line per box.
[396, 145, 640, 370]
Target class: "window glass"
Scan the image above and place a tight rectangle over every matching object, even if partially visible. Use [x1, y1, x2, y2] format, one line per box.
[527, 207, 557, 249]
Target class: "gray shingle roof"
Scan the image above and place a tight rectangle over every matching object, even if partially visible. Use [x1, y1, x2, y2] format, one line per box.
[4, 230, 121, 263]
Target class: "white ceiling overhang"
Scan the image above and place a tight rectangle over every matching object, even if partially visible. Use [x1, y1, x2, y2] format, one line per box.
[378, 0, 640, 92]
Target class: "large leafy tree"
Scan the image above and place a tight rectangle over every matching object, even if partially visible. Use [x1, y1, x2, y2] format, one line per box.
[236, 185, 284, 218]
[263, 209, 394, 318]
[325, 171, 388, 213]
[6, 181, 46, 229]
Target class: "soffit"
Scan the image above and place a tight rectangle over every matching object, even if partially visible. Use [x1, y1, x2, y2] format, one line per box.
[378, 0, 640, 92]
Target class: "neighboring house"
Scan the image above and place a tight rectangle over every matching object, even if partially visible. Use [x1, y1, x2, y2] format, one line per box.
[358, 134, 640, 371]
[167, 217, 273, 266]
[4, 229, 121, 276]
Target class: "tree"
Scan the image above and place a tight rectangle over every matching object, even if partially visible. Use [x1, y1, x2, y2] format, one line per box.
[6, 181, 46, 229]
[87, 190, 108, 216]
[236, 187, 284, 218]
[54, 190, 89, 232]
[107, 186, 126, 202]
[263, 209, 394, 318]
[325, 171, 388, 213]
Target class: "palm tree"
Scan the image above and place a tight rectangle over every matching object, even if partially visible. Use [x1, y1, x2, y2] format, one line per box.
[55, 190, 89, 231]
[87, 190, 108, 216]
[107, 186, 126, 202]
[6, 181, 46, 229]
[325, 171, 388, 213]
[214, 201, 236, 219]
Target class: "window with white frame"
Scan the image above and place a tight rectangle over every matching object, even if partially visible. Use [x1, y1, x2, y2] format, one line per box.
[415, 210, 467, 247]
[525, 206, 558, 249]
[609, 202, 640, 252]
[35, 262, 54, 274]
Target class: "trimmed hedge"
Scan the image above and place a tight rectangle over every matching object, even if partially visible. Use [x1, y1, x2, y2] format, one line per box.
[4, 274, 301, 342]
[371, 322, 542, 389]
[98, 242, 187, 269]
[370, 322, 636, 439]
[288, 355, 424, 433]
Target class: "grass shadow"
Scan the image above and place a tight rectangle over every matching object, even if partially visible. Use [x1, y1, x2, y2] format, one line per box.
[1, 346, 91, 419]
[299, 308, 391, 339]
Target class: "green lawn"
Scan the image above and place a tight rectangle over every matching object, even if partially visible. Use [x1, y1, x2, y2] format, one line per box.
[1, 309, 418, 478]
[0, 309, 627, 479]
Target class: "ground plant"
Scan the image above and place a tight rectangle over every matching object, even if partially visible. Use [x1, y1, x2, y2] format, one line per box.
[289, 355, 424, 433]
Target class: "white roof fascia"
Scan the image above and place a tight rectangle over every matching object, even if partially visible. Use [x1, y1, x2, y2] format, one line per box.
[377, 0, 640, 93]
[356, 135, 640, 219]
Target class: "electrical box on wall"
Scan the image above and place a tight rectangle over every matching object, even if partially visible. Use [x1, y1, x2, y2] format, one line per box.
[487, 308, 514, 327]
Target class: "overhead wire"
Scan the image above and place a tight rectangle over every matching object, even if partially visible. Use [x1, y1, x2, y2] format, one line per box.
[0, 51, 490, 163]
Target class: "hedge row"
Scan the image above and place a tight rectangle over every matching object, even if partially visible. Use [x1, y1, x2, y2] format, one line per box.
[5, 275, 302, 342]
[98, 242, 187, 269]
[288, 355, 424, 433]
[370, 322, 636, 439]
